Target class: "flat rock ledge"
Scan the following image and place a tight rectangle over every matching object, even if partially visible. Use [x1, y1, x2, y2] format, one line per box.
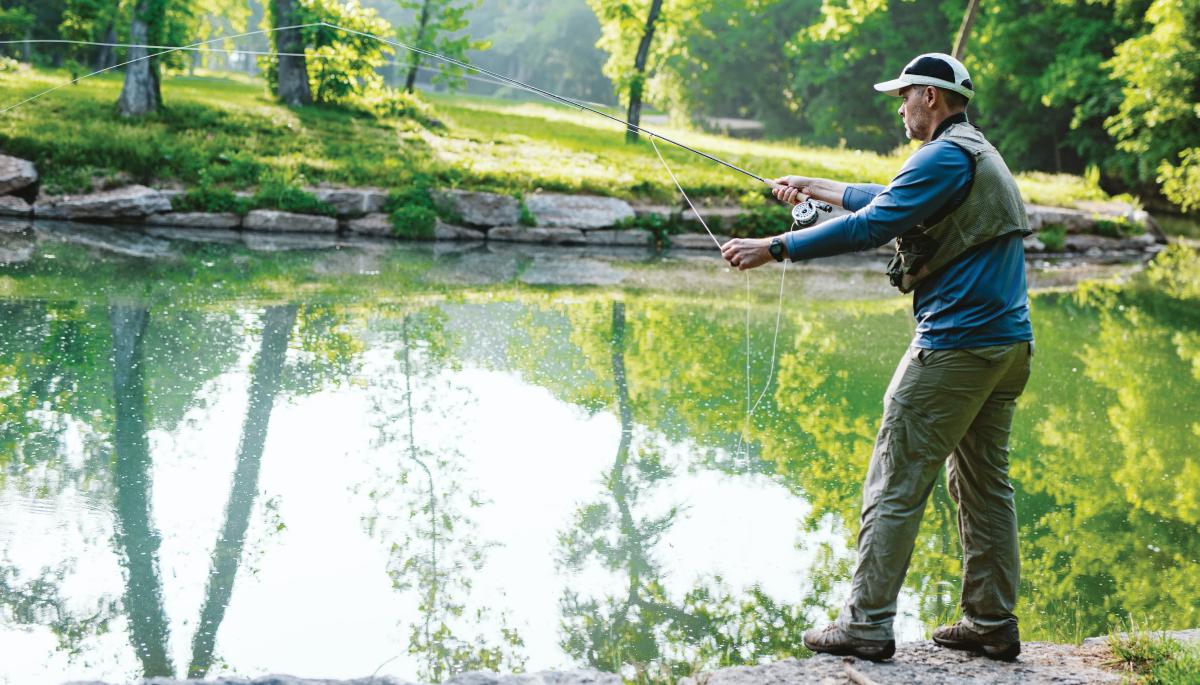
[681, 639, 1122, 685]
[64, 668, 620, 685]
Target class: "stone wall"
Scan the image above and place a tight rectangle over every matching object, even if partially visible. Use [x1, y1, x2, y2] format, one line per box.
[0, 153, 1168, 255]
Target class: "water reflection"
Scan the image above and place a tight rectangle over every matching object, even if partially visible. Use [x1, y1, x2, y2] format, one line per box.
[0, 240, 1196, 683]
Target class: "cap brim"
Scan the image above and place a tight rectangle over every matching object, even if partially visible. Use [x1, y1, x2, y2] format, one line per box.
[873, 78, 909, 97]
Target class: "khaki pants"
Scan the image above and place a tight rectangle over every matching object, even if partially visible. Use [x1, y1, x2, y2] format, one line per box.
[836, 342, 1033, 640]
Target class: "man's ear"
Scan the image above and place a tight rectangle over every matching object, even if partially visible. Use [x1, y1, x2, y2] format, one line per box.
[923, 85, 938, 108]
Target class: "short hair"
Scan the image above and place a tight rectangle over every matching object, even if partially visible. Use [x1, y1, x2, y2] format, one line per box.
[940, 87, 969, 111]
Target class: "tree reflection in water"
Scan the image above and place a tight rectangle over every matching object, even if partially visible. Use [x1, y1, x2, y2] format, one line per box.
[361, 308, 525, 683]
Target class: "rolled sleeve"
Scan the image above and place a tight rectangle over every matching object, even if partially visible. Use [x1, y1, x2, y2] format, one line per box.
[785, 142, 973, 262]
[843, 183, 886, 211]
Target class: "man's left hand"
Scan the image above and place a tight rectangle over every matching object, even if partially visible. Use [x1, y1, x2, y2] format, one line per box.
[721, 237, 774, 271]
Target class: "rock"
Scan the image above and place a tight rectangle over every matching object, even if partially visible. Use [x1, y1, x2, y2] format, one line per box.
[158, 188, 185, 209]
[0, 218, 29, 233]
[32, 221, 176, 259]
[432, 189, 521, 227]
[520, 257, 625, 286]
[309, 186, 389, 216]
[346, 213, 395, 237]
[145, 227, 242, 245]
[0, 233, 34, 264]
[585, 228, 654, 247]
[243, 209, 338, 233]
[681, 639, 1122, 685]
[1023, 235, 1046, 253]
[525, 193, 634, 229]
[243, 233, 340, 251]
[1121, 232, 1159, 250]
[488, 225, 586, 245]
[146, 212, 242, 229]
[669, 232, 728, 250]
[1064, 233, 1124, 252]
[435, 220, 486, 241]
[63, 669, 619, 685]
[33, 185, 171, 221]
[0, 195, 32, 217]
[632, 204, 680, 220]
[0, 154, 38, 195]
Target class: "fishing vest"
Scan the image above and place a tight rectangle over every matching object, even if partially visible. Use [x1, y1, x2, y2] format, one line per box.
[886, 122, 1031, 293]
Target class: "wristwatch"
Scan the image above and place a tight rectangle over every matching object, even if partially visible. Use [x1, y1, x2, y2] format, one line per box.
[768, 237, 787, 262]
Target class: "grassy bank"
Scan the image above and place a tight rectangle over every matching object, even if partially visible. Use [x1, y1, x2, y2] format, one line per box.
[1110, 629, 1200, 684]
[0, 67, 1114, 208]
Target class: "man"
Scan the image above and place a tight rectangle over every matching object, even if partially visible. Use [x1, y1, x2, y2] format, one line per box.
[721, 53, 1033, 662]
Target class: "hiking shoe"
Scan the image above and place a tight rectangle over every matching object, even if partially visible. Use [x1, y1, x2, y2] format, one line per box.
[802, 624, 896, 661]
[932, 621, 1021, 661]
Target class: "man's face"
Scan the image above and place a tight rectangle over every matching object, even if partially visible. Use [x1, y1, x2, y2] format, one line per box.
[897, 86, 933, 141]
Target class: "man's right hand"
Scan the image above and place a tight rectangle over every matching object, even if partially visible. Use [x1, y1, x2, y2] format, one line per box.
[772, 176, 814, 205]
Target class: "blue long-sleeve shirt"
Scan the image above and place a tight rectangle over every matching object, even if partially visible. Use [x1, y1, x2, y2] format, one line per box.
[783, 124, 1033, 350]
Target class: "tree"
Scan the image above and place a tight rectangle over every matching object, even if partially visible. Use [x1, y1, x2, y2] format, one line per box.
[266, 0, 396, 106]
[188, 305, 298, 678]
[589, 0, 697, 143]
[950, 0, 980, 60]
[58, 0, 119, 71]
[116, 0, 168, 117]
[272, 0, 313, 105]
[1104, 0, 1200, 211]
[397, 0, 489, 94]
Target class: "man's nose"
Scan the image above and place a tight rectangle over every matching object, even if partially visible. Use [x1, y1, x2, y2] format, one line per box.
[898, 103, 904, 118]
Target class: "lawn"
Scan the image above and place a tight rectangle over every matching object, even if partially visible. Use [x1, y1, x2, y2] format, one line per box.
[0, 66, 1112, 209]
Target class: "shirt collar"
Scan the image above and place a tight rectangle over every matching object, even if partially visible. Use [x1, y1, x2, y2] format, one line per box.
[932, 111, 969, 141]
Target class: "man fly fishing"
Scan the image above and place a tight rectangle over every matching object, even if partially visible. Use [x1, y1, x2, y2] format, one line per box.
[721, 53, 1034, 662]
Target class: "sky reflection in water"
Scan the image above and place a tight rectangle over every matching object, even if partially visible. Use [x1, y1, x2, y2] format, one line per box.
[0, 236, 1197, 684]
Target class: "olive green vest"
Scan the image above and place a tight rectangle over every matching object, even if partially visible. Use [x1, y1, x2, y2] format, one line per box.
[887, 122, 1031, 293]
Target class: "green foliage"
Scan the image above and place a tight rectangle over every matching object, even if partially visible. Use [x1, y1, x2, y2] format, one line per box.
[1038, 224, 1066, 252]
[397, 0, 490, 93]
[172, 185, 250, 215]
[1144, 243, 1200, 301]
[1104, 0, 1200, 204]
[1157, 148, 1200, 213]
[264, 0, 395, 105]
[386, 179, 440, 239]
[587, 0, 701, 121]
[0, 7, 34, 41]
[1094, 217, 1142, 239]
[252, 177, 337, 216]
[729, 203, 792, 239]
[514, 193, 537, 227]
[1110, 624, 1200, 685]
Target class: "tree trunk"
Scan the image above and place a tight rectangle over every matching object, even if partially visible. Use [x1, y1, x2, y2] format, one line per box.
[110, 306, 174, 678]
[188, 305, 298, 678]
[273, 0, 312, 106]
[95, 24, 117, 70]
[117, 1, 161, 117]
[404, 0, 434, 93]
[625, 0, 664, 144]
[951, 0, 981, 61]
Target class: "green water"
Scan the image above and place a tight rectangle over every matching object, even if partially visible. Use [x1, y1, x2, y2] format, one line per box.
[0, 227, 1197, 684]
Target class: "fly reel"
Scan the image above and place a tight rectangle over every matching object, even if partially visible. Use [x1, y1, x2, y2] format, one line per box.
[792, 199, 834, 227]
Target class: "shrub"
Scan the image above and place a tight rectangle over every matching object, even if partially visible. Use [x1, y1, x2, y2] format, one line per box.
[252, 179, 337, 216]
[1094, 216, 1143, 238]
[514, 192, 537, 227]
[174, 186, 251, 215]
[1039, 223, 1067, 252]
[385, 176, 440, 239]
[730, 203, 793, 238]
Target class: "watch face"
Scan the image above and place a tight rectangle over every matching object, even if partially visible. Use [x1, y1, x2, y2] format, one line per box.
[769, 239, 783, 259]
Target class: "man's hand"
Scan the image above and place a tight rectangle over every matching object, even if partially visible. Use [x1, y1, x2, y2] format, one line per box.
[721, 237, 775, 271]
[772, 175, 814, 205]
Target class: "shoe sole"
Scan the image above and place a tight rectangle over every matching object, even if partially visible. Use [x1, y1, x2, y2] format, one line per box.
[933, 635, 1021, 661]
[803, 638, 896, 661]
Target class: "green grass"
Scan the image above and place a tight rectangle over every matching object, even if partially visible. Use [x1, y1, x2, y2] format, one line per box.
[0, 67, 1113, 209]
[1109, 624, 1200, 685]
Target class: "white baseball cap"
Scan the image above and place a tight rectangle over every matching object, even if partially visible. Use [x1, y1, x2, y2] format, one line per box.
[874, 53, 974, 100]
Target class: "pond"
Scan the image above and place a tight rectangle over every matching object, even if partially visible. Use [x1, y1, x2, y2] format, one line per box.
[0, 224, 1197, 684]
